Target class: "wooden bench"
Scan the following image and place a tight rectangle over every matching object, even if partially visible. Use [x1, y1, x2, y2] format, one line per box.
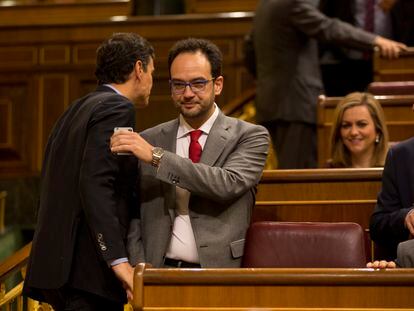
[317, 94, 414, 166]
[0, 0, 133, 26]
[256, 168, 383, 260]
[132, 263, 414, 310]
[256, 168, 381, 229]
[374, 47, 414, 82]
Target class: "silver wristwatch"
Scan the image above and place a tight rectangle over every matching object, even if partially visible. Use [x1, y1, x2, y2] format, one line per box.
[151, 147, 164, 167]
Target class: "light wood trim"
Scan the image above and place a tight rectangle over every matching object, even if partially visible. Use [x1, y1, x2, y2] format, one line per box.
[318, 94, 414, 109]
[138, 267, 414, 285]
[260, 168, 383, 182]
[256, 200, 377, 206]
[0, 242, 31, 283]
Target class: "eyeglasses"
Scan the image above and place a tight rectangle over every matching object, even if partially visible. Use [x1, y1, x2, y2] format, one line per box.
[169, 78, 215, 95]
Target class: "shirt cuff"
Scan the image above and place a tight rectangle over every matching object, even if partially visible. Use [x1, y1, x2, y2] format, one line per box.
[109, 257, 129, 267]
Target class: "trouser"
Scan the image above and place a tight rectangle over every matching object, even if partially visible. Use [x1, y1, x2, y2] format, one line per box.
[262, 120, 317, 169]
[40, 286, 124, 311]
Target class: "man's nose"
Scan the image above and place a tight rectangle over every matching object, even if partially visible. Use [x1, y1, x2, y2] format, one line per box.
[183, 84, 195, 96]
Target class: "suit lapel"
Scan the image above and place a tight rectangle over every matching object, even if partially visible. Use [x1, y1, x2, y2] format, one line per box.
[201, 112, 231, 166]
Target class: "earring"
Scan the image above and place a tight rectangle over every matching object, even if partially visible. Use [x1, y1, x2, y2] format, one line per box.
[375, 134, 380, 144]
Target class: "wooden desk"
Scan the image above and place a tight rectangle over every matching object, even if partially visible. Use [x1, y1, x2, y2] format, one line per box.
[374, 47, 414, 82]
[132, 263, 414, 310]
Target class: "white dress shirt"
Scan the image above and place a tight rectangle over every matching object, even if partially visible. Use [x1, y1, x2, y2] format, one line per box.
[165, 104, 219, 263]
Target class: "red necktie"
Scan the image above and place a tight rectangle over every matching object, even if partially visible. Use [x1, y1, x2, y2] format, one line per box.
[189, 130, 203, 163]
[364, 0, 375, 33]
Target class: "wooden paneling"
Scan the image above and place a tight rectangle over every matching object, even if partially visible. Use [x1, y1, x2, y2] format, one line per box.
[0, 13, 255, 176]
[0, 76, 37, 175]
[185, 0, 258, 13]
[374, 48, 414, 82]
[317, 94, 414, 167]
[132, 264, 414, 310]
[255, 169, 381, 226]
[0, 0, 133, 26]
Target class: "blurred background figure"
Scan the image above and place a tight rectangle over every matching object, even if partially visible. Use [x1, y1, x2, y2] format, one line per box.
[319, 0, 414, 96]
[253, 0, 405, 169]
[327, 92, 389, 168]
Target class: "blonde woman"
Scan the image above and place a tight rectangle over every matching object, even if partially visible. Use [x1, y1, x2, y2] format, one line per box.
[327, 92, 389, 168]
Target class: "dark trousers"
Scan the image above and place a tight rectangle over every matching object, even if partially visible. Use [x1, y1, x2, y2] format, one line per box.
[40, 287, 124, 311]
[262, 120, 317, 169]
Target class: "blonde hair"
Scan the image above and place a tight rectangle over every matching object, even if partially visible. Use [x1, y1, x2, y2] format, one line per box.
[329, 92, 389, 167]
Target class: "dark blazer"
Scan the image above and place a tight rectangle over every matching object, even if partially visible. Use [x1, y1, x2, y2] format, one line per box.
[127, 112, 269, 268]
[23, 85, 138, 304]
[253, 0, 376, 124]
[320, 0, 414, 46]
[370, 137, 414, 258]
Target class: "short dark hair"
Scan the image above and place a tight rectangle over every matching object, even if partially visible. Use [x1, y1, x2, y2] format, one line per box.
[168, 38, 222, 79]
[95, 32, 154, 85]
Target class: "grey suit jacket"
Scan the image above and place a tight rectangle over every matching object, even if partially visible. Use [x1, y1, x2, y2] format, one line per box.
[253, 0, 376, 124]
[396, 239, 414, 268]
[128, 112, 269, 267]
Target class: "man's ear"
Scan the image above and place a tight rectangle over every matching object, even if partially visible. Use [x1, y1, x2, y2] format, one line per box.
[134, 60, 143, 80]
[214, 75, 224, 96]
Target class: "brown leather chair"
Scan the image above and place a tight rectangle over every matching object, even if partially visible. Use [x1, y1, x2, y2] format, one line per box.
[367, 81, 414, 95]
[242, 221, 366, 268]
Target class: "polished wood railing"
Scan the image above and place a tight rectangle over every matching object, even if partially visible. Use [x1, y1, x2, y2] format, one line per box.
[374, 47, 414, 81]
[132, 263, 414, 310]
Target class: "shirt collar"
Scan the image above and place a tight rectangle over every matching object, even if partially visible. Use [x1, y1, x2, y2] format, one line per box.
[103, 84, 123, 96]
[177, 104, 219, 139]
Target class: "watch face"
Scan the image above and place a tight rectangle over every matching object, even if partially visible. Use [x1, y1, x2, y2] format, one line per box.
[153, 147, 164, 157]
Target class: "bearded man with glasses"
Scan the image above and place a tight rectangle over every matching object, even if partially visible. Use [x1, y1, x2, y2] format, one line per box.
[111, 38, 269, 268]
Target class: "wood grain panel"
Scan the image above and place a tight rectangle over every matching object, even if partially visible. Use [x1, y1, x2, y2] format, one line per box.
[38, 74, 69, 162]
[0, 98, 12, 147]
[0, 47, 37, 67]
[374, 48, 414, 82]
[0, 0, 133, 26]
[39, 45, 70, 65]
[0, 77, 38, 174]
[132, 265, 414, 310]
[186, 0, 258, 13]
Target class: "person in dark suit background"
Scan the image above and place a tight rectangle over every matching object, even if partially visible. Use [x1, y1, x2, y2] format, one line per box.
[253, 0, 406, 169]
[319, 0, 414, 96]
[370, 135, 414, 260]
[111, 38, 269, 268]
[23, 32, 155, 310]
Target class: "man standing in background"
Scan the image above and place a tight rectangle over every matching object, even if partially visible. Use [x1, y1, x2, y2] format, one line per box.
[319, 0, 413, 96]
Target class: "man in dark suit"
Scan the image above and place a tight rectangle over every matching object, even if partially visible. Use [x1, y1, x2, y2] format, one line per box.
[370, 136, 414, 260]
[23, 32, 155, 310]
[319, 0, 413, 96]
[253, 0, 406, 169]
[111, 38, 269, 268]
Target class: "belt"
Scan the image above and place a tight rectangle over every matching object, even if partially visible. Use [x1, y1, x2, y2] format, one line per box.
[163, 257, 201, 268]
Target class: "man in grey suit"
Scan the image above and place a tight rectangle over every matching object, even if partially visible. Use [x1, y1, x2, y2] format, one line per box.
[111, 38, 269, 268]
[253, 0, 406, 168]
